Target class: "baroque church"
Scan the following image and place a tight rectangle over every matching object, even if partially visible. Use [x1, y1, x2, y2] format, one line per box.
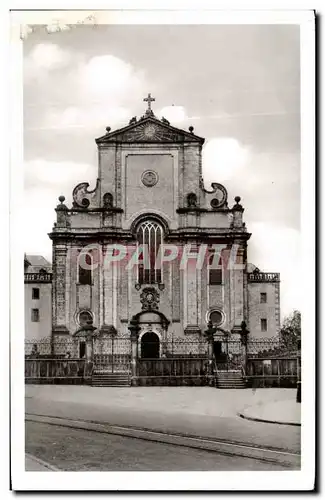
[45, 95, 280, 382]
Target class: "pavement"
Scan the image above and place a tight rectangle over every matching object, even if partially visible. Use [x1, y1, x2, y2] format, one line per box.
[25, 453, 59, 471]
[239, 399, 301, 426]
[25, 385, 301, 454]
[25, 385, 298, 420]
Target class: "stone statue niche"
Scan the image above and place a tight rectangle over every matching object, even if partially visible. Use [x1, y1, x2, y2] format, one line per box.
[103, 192, 114, 209]
[187, 193, 198, 208]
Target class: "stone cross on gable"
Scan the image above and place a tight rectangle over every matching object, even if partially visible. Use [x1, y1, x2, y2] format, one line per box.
[143, 93, 155, 112]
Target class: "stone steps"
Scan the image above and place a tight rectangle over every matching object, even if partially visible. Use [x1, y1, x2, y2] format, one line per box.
[216, 371, 247, 389]
[92, 373, 131, 387]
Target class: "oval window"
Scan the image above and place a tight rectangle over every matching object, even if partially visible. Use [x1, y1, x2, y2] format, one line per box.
[209, 310, 223, 327]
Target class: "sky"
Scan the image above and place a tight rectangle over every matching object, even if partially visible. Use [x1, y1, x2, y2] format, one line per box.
[23, 23, 301, 318]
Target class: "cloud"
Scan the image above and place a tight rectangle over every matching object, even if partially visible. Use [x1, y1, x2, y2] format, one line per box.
[202, 138, 251, 184]
[44, 105, 131, 130]
[24, 159, 97, 192]
[35, 54, 146, 131]
[160, 105, 187, 123]
[24, 160, 98, 257]
[80, 55, 137, 98]
[248, 222, 301, 318]
[24, 43, 72, 81]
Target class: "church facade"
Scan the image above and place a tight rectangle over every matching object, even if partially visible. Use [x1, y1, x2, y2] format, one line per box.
[48, 96, 280, 370]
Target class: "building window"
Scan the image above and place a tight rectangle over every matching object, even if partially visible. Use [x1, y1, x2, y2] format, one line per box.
[208, 309, 225, 327]
[31, 309, 39, 322]
[78, 253, 92, 285]
[261, 318, 267, 332]
[260, 292, 267, 303]
[32, 288, 40, 300]
[79, 341, 86, 358]
[136, 220, 163, 284]
[77, 310, 93, 327]
[208, 250, 223, 285]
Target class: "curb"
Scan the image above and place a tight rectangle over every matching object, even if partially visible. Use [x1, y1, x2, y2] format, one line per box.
[25, 453, 60, 471]
[238, 412, 301, 427]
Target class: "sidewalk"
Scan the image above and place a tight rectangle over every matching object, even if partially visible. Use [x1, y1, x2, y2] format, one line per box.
[25, 385, 297, 419]
[239, 400, 301, 426]
[25, 453, 59, 471]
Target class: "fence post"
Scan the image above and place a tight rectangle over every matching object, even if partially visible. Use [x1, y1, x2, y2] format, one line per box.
[128, 316, 140, 386]
[204, 321, 216, 385]
[240, 321, 249, 375]
[112, 336, 114, 374]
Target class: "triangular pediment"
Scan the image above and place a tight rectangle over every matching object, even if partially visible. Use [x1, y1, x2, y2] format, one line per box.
[95, 115, 205, 145]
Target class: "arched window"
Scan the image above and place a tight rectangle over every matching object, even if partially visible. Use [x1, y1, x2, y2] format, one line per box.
[78, 252, 92, 285]
[136, 220, 163, 284]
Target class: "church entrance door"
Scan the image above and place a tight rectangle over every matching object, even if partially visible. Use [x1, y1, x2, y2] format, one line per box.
[141, 332, 160, 359]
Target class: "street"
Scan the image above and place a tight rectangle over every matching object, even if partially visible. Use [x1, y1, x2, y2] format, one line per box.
[26, 420, 293, 471]
[25, 386, 301, 471]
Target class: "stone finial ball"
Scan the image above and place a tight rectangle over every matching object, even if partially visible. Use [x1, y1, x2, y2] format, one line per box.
[106, 126, 111, 133]
[58, 195, 65, 203]
[189, 126, 194, 133]
[235, 196, 241, 203]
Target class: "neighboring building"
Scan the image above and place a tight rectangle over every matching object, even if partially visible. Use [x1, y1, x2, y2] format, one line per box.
[46, 96, 280, 364]
[24, 254, 52, 343]
[247, 264, 280, 340]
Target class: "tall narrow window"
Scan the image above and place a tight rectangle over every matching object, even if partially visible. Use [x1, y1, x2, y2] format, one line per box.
[31, 308, 39, 322]
[32, 288, 40, 300]
[136, 221, 163, 284]
[208, 249, 223, 285]
[261, 318, 268, 332]
[78, 253, 92, 285]
[260, 292, 267, 303]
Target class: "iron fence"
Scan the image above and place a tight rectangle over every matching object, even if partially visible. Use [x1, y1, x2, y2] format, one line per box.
[25, 335, 297, 384]
[94, 337, 132, 373]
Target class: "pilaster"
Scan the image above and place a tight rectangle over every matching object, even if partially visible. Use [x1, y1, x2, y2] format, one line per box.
[52, 243, 69, 335]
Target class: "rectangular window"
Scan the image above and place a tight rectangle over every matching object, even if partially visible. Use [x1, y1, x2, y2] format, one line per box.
[31, 309, 39, 322]
[208, 251, 223, 285]
[78, 253, 92, 285]
[32, 287, 40, 300]
[209, 269, 223, 285]
[260, 292, 267, 303]
[261, 318, 267, 332]
[79, 341, 86, 359]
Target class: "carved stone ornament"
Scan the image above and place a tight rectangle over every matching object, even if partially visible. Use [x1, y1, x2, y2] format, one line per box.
[96, 117, 205, 144]
[143, 124, 156, 138]
[141, 170, 159, 188]
[140, 287, 160, 310]
[208, 184, 228, 208]
[72, 180, 99, 208]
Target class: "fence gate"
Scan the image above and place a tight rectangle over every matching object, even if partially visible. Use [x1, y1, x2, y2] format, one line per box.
[93, 337, 131, 374]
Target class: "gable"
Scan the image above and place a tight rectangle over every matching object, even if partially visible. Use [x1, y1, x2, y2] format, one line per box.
[95, 116, 205, 145]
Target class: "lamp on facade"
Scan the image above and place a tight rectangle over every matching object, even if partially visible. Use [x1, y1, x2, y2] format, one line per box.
[240, 320, 249, 346]
[128, 316, 141, 340]
[204, 320, 217, 341]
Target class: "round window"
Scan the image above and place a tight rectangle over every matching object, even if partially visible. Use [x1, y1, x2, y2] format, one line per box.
[209, 310, 224, 327]
[78, 310, 93, 327]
